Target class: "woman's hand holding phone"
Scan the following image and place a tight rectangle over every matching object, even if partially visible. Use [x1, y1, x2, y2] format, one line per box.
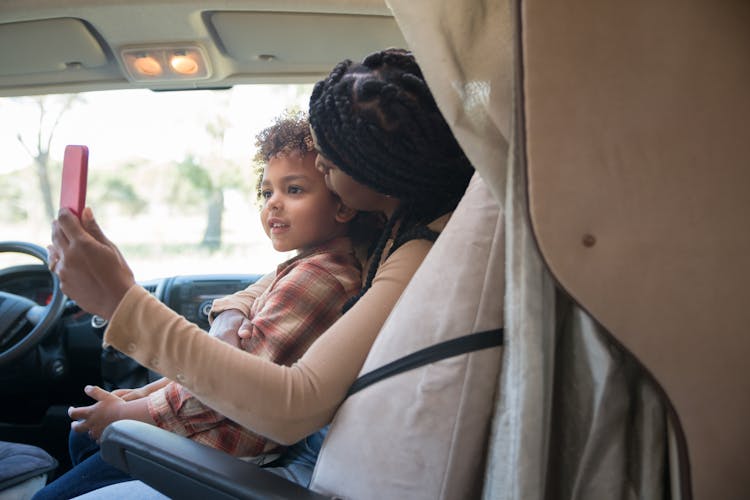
[50, 206, 136, 319]
[51, 145, 136, 318]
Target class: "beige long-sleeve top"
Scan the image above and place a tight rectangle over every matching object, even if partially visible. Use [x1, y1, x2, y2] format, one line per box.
[103, 215, 448, 445]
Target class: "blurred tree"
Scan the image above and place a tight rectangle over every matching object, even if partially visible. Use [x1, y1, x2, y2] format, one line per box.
[15, 95, 83, 221]
[0, 175, 27, 222]
[170, 115, 251, 251]
[200, 116, 228, 250]
[93, 162, 148, 216]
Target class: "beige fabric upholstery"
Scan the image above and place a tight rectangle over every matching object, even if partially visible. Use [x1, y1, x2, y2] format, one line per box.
[387, 1, 678, 499]
[386, 0, 513, 205]
[520, 0, 750, 498]
[310, 173, 505, 499]
[485, 125, 672, 500]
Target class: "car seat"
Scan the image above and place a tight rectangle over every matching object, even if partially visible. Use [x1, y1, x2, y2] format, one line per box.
[100, 0, 750, 498]
[0, 441, 57, 500]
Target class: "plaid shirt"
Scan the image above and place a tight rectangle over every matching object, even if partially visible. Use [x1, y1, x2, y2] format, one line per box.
[147, 236, 361, 457]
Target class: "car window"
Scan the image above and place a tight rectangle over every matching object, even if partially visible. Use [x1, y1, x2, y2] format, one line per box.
[0, 84, 312, 279]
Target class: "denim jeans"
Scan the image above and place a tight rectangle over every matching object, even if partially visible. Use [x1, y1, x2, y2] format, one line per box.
[31, 430, 132, 500]
[263, 425, 328, 487]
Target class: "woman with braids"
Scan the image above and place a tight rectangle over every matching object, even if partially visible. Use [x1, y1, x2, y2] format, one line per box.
[48, 48, 474, 496]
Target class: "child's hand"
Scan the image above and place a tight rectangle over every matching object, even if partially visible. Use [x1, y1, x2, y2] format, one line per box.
[111, 387, 148, 401]
[111, 387, 135, 399]
[236, 317, 256, 351]
[69, 385, 126, 441]
[69, 385, 154, 441]
[209, 309, 251, 349]
[111, 376, 171, 401]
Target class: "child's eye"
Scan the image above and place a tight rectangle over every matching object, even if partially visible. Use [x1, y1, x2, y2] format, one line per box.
[260, 189, 272, 200]
[288, 185, 303, 195]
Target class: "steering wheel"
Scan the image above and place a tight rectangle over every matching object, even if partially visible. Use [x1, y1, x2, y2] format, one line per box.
[0, 241, 66, 367]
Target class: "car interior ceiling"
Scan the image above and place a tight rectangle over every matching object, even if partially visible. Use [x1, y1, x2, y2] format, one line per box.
[0, 1, 407, 96]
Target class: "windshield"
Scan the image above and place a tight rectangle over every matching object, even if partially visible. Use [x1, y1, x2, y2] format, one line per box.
[0, 85, 312, 279]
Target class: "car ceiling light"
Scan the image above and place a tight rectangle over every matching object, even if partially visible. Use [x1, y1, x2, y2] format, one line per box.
[169, 51, 199, 75]
[133, 54, 163, 76]
[121, 45, 211, 82]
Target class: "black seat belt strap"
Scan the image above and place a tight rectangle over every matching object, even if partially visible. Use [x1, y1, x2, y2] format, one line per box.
[346, 328, 503, 397]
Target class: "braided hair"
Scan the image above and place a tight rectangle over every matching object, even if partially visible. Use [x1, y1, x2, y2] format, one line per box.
[309, 49, 474, 310]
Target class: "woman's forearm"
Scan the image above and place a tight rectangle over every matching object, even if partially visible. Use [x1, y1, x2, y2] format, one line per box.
[103, 239, 432, 443]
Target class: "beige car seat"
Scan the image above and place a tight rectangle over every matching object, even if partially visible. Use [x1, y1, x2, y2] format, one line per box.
[311, 172, 505, 498]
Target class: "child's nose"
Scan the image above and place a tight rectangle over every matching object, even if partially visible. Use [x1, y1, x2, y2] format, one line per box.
[267, 194, 282, 210]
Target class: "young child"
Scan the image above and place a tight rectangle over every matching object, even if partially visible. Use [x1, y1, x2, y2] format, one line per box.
[33, 112, 363, 500]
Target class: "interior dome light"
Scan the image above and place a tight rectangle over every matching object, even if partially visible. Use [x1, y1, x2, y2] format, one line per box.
[121, 45, 211, 82]
[170, 53, 199, 75]
[133, 55, 162, 76]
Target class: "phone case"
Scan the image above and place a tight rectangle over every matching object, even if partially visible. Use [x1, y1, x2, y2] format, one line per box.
[60, 145, 89, 218]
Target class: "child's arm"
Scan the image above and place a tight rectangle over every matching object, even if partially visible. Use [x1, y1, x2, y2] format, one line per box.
[108, 275, 275, 395]
[147, 381, 279, 457]
[208, 272, 275, 322]
[236, 261, 357, 363]
[68, 385, 155, 441]
[145, 260, 357, 457]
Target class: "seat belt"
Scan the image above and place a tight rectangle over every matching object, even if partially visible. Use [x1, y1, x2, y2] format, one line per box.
[346, 328, 503, 397]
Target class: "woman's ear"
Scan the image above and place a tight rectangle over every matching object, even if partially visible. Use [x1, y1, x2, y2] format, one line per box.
[334, 202, 357, 223]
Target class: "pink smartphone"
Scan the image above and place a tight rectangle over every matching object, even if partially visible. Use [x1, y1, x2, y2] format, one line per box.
[60, 145, 89, 218]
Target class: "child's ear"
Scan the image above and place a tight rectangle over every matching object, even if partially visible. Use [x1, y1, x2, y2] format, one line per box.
[334, 202, 357, 223]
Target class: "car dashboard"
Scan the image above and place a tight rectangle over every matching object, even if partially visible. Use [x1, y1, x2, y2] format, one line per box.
[150, 274, 262, 332]
[0, 265, 262, 333]
[0, 265, 261, 417]
[0, 263, 261, 473]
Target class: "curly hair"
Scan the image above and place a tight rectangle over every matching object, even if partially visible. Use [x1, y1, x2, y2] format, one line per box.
[309, 48, 474, 311]
[252, 111, 314, 199]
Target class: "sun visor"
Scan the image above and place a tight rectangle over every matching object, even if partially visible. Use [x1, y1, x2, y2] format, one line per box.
[208, 11, 406, 74]
[0, 18, 108, 77]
